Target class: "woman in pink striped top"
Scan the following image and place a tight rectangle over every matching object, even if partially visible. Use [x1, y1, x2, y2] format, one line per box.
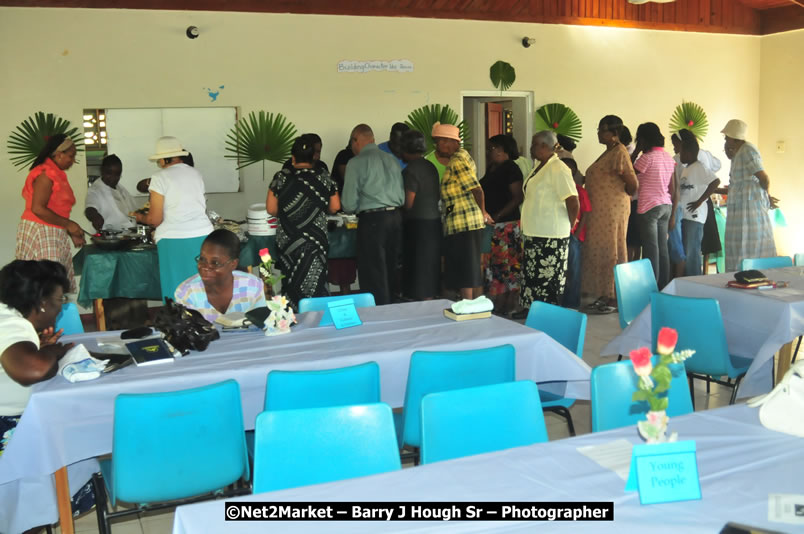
[632, 123, 677, 289]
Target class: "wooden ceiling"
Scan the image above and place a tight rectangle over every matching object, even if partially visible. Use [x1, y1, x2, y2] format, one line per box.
[2, 0, 802, 35]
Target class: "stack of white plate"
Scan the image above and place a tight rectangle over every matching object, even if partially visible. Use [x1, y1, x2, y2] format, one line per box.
[247, 203, 277, 236]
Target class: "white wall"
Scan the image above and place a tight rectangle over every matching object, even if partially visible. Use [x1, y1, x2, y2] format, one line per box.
[0, 7, 765, 267]
[758, 29, 804, 257]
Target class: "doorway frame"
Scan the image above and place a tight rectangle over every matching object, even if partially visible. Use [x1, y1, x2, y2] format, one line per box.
[460, 90, 534, 172]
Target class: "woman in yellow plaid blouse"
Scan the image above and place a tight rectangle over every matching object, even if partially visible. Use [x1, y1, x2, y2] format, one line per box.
[434, 123, 493, 300]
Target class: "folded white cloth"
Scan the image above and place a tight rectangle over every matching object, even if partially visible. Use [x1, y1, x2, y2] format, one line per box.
[58, 344, 107, 382]
[451, 296, 494, 315]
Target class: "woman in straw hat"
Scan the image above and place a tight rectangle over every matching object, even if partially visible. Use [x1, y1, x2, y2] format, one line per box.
[720, 119, 776, 271]
[136, 136, 213, 301]
[15, 134, 85, 293]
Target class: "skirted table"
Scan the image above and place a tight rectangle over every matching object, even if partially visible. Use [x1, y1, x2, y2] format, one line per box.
[73, 229, 358, 330]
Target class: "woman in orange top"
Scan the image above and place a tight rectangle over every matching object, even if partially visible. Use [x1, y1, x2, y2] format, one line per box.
[15, 134, 85, 292]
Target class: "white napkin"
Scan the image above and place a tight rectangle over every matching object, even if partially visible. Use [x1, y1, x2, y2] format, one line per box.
[58, 344, 107, 382]
[450, 296, 494, 314]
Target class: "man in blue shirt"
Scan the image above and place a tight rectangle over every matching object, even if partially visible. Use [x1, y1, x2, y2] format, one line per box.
[342, 124, 405, 305]
[377, 122, 409, 170]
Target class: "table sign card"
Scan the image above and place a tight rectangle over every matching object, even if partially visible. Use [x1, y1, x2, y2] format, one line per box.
[625, 440, 701, 505]
[328, 298, 362, 329]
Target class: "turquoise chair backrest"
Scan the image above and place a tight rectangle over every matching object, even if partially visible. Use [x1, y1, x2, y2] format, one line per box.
[55, 302, 84, 335]
[614, 259, 658, 330]
[111, 379, 249, 505]
[740, 256, 792, 271]
[650, 292, 734, 378]
[264, 362, 380, 411]
[420, 381, 548, 464]
[525, 300, 587, 357]
[590, 357, 693, 432]
[253, 403, 401, 493]
[298, 293, 376, 313]
[400, 344, 516, 449]
[794, 253, 804, 267]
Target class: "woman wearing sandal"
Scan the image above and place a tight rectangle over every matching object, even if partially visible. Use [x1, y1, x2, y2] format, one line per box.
[581, 115, 638, 314]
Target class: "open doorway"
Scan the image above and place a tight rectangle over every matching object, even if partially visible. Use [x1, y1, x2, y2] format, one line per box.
[461, 91, 534, 174]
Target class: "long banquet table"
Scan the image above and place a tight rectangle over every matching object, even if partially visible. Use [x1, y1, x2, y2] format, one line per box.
[0, 300, 591, 533]
[172, 403, 804, 533]
[602, 266, 804, 398]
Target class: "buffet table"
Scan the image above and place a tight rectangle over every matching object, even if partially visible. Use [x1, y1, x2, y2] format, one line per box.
[0, 300, 590, 533]
[73, 229, 358, 330]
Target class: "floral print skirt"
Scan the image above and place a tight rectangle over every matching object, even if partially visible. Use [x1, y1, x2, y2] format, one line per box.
[485, 221, 522, 297]
[520, 235, 570, 307]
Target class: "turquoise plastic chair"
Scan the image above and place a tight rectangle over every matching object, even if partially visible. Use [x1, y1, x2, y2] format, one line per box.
[651, 293, 751, 406]
[245, 362, 381, 455]
[265, 361, 380, 410]
[740, 256, 792, 271]
[614, 259, 657, 331]
[524, 301, 587, 436]
[298, 293, 376, 313]
[590, 357, 693, 432]
[396, 344, 516, 458]
[93, 380, 250, 532]
[420, 381, 548, 464]
[794, 253, 804, 267]
[54, 302, 83, 335]
[252, 403, 400, 493]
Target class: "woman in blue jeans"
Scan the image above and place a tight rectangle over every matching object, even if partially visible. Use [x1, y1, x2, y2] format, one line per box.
[632, 123, 677, 289]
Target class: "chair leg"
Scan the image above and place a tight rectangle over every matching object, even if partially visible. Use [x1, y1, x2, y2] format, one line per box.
[91, 473, 110, 534]
[544, 406, 576, 437]
[45, 526, 53, 534]
[705, 376, 710, 394]
[617, 354, 623, 361]
[688, 373, 695, 411]
[729, 376, 744, 405]
[793, 336, 802, 364]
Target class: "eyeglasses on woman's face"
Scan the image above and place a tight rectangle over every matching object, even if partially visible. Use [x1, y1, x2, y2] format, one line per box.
[195, 255, 233, 270]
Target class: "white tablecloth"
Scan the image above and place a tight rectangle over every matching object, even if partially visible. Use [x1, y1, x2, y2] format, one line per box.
[0, 300, 590, 532]
[602, 267, 804, 398]
[172, 404, 804, 533]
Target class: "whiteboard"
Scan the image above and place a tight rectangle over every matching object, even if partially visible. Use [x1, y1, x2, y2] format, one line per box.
[105, 107, 239, 194]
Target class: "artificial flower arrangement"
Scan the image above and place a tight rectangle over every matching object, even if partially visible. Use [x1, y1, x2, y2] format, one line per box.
[629, 327, 695, 443]
[257, 248, 284, 296]
[263, 295, 297, 336]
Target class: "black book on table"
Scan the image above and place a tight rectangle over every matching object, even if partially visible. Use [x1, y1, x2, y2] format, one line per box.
[125, 338, 175, 366]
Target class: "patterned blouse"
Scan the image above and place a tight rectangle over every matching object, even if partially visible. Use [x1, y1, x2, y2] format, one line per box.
[174, 271, 266, 323]
[441, 149, 484, 236]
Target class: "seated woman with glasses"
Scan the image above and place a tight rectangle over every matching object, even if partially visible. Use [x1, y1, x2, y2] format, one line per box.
[0, 259, 96, 517]
[174, 229, 267, 323]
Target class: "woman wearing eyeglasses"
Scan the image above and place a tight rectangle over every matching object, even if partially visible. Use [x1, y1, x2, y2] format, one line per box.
[173, 230, 266, 323]
[0, 259, 97, 520]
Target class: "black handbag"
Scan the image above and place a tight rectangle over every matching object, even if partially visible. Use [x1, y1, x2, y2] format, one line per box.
[153, 299, 220, 354]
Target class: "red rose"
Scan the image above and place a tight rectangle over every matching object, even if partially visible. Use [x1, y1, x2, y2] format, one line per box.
[630, 346, 652, 368]
[552, 122, 559, 129]
[687, 120, 694, 126]
[657, 327, 678, 355]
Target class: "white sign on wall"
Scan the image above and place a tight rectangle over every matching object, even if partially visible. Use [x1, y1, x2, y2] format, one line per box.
[337, 60, 414, 73]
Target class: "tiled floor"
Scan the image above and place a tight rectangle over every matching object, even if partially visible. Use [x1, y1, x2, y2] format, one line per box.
[58, 309, 737, 534]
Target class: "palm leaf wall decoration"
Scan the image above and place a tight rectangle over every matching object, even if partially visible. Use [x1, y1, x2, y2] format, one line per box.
[669, 101, 708, 141]
[224, 111, 297, 172]
[405, 104, 471, 153]
[533, 103, 582, 143]
[489, 60, 516, 93]
[7, 112, 83, 170]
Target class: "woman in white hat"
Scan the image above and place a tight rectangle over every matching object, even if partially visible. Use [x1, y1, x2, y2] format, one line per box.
[136, 136, 213, 301]
[720, 119, 776, 271]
